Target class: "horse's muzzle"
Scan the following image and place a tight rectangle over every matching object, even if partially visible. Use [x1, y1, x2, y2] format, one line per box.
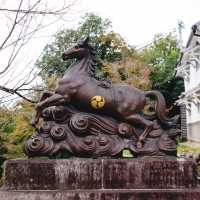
[62, 53, 68, 60]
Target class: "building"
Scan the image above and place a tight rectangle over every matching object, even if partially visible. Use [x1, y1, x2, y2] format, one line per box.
[176, 21, 200, 142]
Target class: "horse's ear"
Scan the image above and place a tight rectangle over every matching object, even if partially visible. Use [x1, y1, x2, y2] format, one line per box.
[83, 36, 89, 45]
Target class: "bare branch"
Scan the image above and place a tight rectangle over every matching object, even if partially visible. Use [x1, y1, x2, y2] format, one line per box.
[0, 0, 78, 105]
[0, 0, 76, 15]
[18, 88, 46, 91]
[0, 0, 23, 50]
[0, 91, 35, 104]
[0, 85, 36, 103]
[0, 8, 65, 15]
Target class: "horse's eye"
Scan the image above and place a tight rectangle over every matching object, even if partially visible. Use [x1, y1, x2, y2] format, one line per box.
[74, 45, 79, 49]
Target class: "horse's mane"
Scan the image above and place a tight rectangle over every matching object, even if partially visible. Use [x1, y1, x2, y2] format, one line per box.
[79, 40, 111, 88]
[87, 44, 97, 77]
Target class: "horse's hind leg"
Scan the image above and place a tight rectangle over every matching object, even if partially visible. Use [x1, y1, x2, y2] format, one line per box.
[123, 114, 153, 148]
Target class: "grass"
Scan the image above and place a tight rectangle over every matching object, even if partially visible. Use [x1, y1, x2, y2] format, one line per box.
[177, 142, 200, 155]
[177, 142, 200, 177]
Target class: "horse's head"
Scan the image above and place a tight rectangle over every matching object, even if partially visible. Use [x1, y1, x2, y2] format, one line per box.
[62, 37, 92, 60]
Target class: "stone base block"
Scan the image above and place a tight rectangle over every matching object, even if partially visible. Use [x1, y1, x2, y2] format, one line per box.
[0, 189, 200, 200]
[2, 157, 198, 190]
[1, 157, 200, 200]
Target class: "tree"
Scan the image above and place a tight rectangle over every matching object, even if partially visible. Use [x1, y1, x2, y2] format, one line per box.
[0, 108, 9, 177]
[0, 99, 36, 179]
[0, 101, 34, 160]
[36, 13, 112, 77]
[141, 34, 184, 106]
[102, 57, 151, 91]
[36, 13, 152, 92]
[0, 0, 77, 103]
[101, 34, 152, 90]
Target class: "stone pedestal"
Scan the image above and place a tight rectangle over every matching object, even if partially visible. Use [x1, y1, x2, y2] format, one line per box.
[0, 157, 200, 200]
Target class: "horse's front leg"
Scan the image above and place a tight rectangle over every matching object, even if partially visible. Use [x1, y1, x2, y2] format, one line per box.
[32, 90, 54, 127]
[36, 93, 68, 109]
[32, 93, 69, 128]
[31, 111, 41, 128]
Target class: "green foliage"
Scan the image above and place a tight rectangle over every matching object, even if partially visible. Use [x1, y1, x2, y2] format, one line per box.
[177, 143, 200, 177]
[102, 54, 152, 91]
[177, 142, 200, 154]
[0, 102, 35, 160]
[36, 13, 143, 82]
[142, 34, 179, 85]
[2, 119, 16, 133]
[141, 34, 184, 105]
[36, 13, 152, 91]
[0, 108, 11, 177]
[0, 133, 6, 173]
[78, 13, 111, 37]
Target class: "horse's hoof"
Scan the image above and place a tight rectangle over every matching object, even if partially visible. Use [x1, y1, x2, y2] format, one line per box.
[31, 121, 36, 127]
[153, 121, 160, 129]
[148, 121, 154, 128]
[136, 141, 143, 149]
[35, 103, 42, 110]
[31, 119, 38, 128]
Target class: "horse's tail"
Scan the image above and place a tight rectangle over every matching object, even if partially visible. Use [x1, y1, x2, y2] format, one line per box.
[145, 90, 177, 127]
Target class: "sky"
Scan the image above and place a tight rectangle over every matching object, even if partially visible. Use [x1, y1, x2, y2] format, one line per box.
[78, 0, 200, 46]
[0, 0, 200, 105]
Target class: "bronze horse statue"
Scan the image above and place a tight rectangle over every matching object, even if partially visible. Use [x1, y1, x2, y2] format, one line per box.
[32, 37, 174, 148]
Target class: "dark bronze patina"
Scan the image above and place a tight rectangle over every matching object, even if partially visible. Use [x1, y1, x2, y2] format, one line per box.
[26, 37, 180, 158]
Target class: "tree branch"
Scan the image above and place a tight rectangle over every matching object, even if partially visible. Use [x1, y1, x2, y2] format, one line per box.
[0, 85, 36, 103]
[0, 0, 23, 50]
[0, 0, 76, 15]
